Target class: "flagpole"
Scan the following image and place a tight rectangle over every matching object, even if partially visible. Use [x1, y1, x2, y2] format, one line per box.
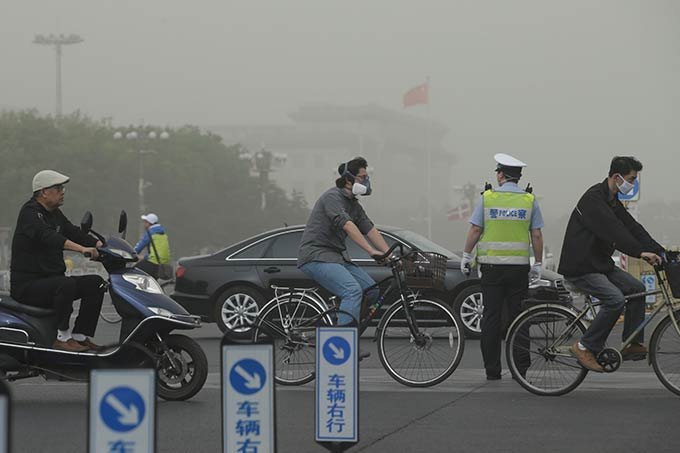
[425, 76, 432, 239]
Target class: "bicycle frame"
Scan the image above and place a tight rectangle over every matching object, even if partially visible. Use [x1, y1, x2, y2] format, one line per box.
[252, 253, 431, 343]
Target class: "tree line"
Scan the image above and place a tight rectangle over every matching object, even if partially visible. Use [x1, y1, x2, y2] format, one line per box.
[0, 110, 309, 259]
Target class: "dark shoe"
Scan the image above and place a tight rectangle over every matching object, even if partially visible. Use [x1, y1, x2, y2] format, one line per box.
[570, 342, 604, 373]
[359, 350, 371, 362]
[486, 374, 501, 381]
[77, 338, 104, 352]
[622, 343, 647, 361]
[52, 339, 89, 352]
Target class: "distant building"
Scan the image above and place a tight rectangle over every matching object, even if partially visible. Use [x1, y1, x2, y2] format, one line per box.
[209, 103, 455, 240]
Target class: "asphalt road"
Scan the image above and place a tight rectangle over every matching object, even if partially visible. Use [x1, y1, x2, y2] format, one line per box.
[8, 313, 680, 453]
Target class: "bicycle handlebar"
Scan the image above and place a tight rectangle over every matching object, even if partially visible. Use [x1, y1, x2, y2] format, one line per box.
[371, 242, 404, 262]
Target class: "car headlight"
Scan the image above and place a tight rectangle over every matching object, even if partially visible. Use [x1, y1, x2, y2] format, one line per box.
[148, 306, 175, 317]
[109, 248, 135, 260]
[122, 274, 163, 294]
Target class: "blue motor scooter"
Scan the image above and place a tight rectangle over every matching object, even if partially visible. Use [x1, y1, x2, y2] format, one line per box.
[0, 211, 208, 401]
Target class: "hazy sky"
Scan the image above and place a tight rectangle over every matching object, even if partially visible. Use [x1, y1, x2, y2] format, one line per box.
[2, 0, 679, 213]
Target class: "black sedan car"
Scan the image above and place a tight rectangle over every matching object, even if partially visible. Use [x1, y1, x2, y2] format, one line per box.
[171, 225, 568, 338]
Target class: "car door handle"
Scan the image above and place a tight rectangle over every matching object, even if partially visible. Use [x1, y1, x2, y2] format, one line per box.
[263, 267, 281, 274]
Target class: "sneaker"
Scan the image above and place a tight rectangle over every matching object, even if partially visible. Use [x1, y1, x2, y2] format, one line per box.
[621, 343, 647, 361]
[570, 342, 604, 373]
[52, 339, 89, 352]
[486, 374, 501, 381]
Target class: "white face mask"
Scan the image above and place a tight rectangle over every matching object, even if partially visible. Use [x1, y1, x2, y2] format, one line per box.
[352, 182, 368, 196]
[616, 174, 635, 195]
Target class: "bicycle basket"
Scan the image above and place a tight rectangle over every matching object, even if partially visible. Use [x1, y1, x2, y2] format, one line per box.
[663, 251, 680, 298]
[401, 251, 447, 289]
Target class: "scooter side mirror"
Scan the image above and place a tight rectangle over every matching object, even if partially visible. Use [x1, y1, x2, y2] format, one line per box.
[118, 210, 128, 237]
[80, 211, 93, 234]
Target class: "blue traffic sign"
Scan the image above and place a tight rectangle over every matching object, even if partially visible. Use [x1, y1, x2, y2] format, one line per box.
[100, 386, 146, 433]
[222, 342, 276, 453]
[322, 336, 351, 366]
[229, 358, 266, 395]
[316, 328, 358, 445]
[90, 369, 155, 453]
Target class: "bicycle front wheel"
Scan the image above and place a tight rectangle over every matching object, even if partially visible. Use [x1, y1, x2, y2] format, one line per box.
[650, 309, 680, 396]
[254, 299, 331, 386]
[506, 305, 588, 396]
[378, 298, 464, 387]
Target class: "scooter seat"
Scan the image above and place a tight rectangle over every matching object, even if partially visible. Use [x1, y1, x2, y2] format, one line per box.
[0, 296, 57, 317]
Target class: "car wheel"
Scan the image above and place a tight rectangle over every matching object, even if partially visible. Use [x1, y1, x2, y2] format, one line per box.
[214, 286, 265, 337]
[452, 285, 483, 339]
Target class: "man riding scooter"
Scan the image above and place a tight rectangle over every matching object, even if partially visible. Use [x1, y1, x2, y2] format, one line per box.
[10, 170, 105, 352]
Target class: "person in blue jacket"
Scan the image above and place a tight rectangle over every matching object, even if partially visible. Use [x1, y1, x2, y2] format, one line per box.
[134, 213, 172, 279]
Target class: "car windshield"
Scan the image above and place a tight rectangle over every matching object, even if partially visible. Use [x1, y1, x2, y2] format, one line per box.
[391, 229, 460, 260]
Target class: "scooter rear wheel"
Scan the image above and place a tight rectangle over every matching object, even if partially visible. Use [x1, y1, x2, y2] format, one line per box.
[152, 334, 208, 401]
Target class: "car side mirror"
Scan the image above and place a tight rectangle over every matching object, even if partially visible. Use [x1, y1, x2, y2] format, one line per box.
[80, 211, 93, 234]
[118, 210, 128, 237]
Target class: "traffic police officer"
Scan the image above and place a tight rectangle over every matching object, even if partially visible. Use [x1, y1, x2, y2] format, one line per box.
[460, 154, 544, 380]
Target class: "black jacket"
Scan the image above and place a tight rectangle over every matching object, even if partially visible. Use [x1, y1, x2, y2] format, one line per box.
[558, 180, 663, 277]
[10, 199, 97, 293]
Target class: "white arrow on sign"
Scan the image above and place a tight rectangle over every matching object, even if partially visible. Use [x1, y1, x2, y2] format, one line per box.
[105, 394, 140, 426]
[234, 365, 262, 389]
[328, 341, 345, 360]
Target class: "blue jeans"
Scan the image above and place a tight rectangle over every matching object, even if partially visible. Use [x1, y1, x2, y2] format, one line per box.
[300, 261, 379, 326]
[567, 267, 646, 352]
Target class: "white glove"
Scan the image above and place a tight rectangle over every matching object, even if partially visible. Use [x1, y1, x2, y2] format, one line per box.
[530, 262, 542, 281]
[461, 252, 474, 276]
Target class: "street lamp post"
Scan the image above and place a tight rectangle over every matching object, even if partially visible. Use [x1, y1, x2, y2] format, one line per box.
[33, 33, 84, 117]
[114, 129, 170, 239]
[238, 146, 287, 211]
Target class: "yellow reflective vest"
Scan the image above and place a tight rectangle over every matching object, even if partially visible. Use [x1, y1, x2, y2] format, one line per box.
[477, 190, 534, 265]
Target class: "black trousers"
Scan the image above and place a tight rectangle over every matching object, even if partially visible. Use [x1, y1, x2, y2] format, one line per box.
[135, 259, 159, 279]
[13, 275, 106, 337]
[480, 264, 530, 377]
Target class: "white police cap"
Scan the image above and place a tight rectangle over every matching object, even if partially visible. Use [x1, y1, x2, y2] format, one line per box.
[494, 153, 527, 168]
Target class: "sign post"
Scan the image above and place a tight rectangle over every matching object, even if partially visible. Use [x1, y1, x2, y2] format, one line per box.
[89, 369, 156, 453]
[221, 336, 276, 453]
[0, 379, 10, 453]
[316, 327, 359, 452]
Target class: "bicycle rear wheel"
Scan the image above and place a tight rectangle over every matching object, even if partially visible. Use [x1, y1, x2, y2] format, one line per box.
[506, 305, 588, 396]
[650, 309, 680, 396]
[377, 298, 464, 387]
[254, 298, 331, 386]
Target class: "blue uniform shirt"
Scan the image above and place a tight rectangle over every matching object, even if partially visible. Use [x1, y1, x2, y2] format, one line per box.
[468, 182, 544, 229]
[134, 223, 167, 254]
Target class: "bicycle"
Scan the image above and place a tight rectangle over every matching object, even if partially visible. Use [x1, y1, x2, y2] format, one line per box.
[236, 243, 465, 387]
[505, 250, 680, 396]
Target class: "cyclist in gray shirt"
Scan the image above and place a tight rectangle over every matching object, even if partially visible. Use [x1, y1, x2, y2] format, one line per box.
[298, 157, 390, 336]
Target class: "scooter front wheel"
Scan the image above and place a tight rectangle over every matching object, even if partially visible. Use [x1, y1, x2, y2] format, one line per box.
[152, 334, 208, 401]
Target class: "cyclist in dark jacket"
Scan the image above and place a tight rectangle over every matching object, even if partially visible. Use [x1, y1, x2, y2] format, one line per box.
[558, 156, 663, 372]
[10, 170, 105, 352]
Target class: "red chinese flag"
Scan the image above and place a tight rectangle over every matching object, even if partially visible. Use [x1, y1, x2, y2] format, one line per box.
[403, 83, 429, 107]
